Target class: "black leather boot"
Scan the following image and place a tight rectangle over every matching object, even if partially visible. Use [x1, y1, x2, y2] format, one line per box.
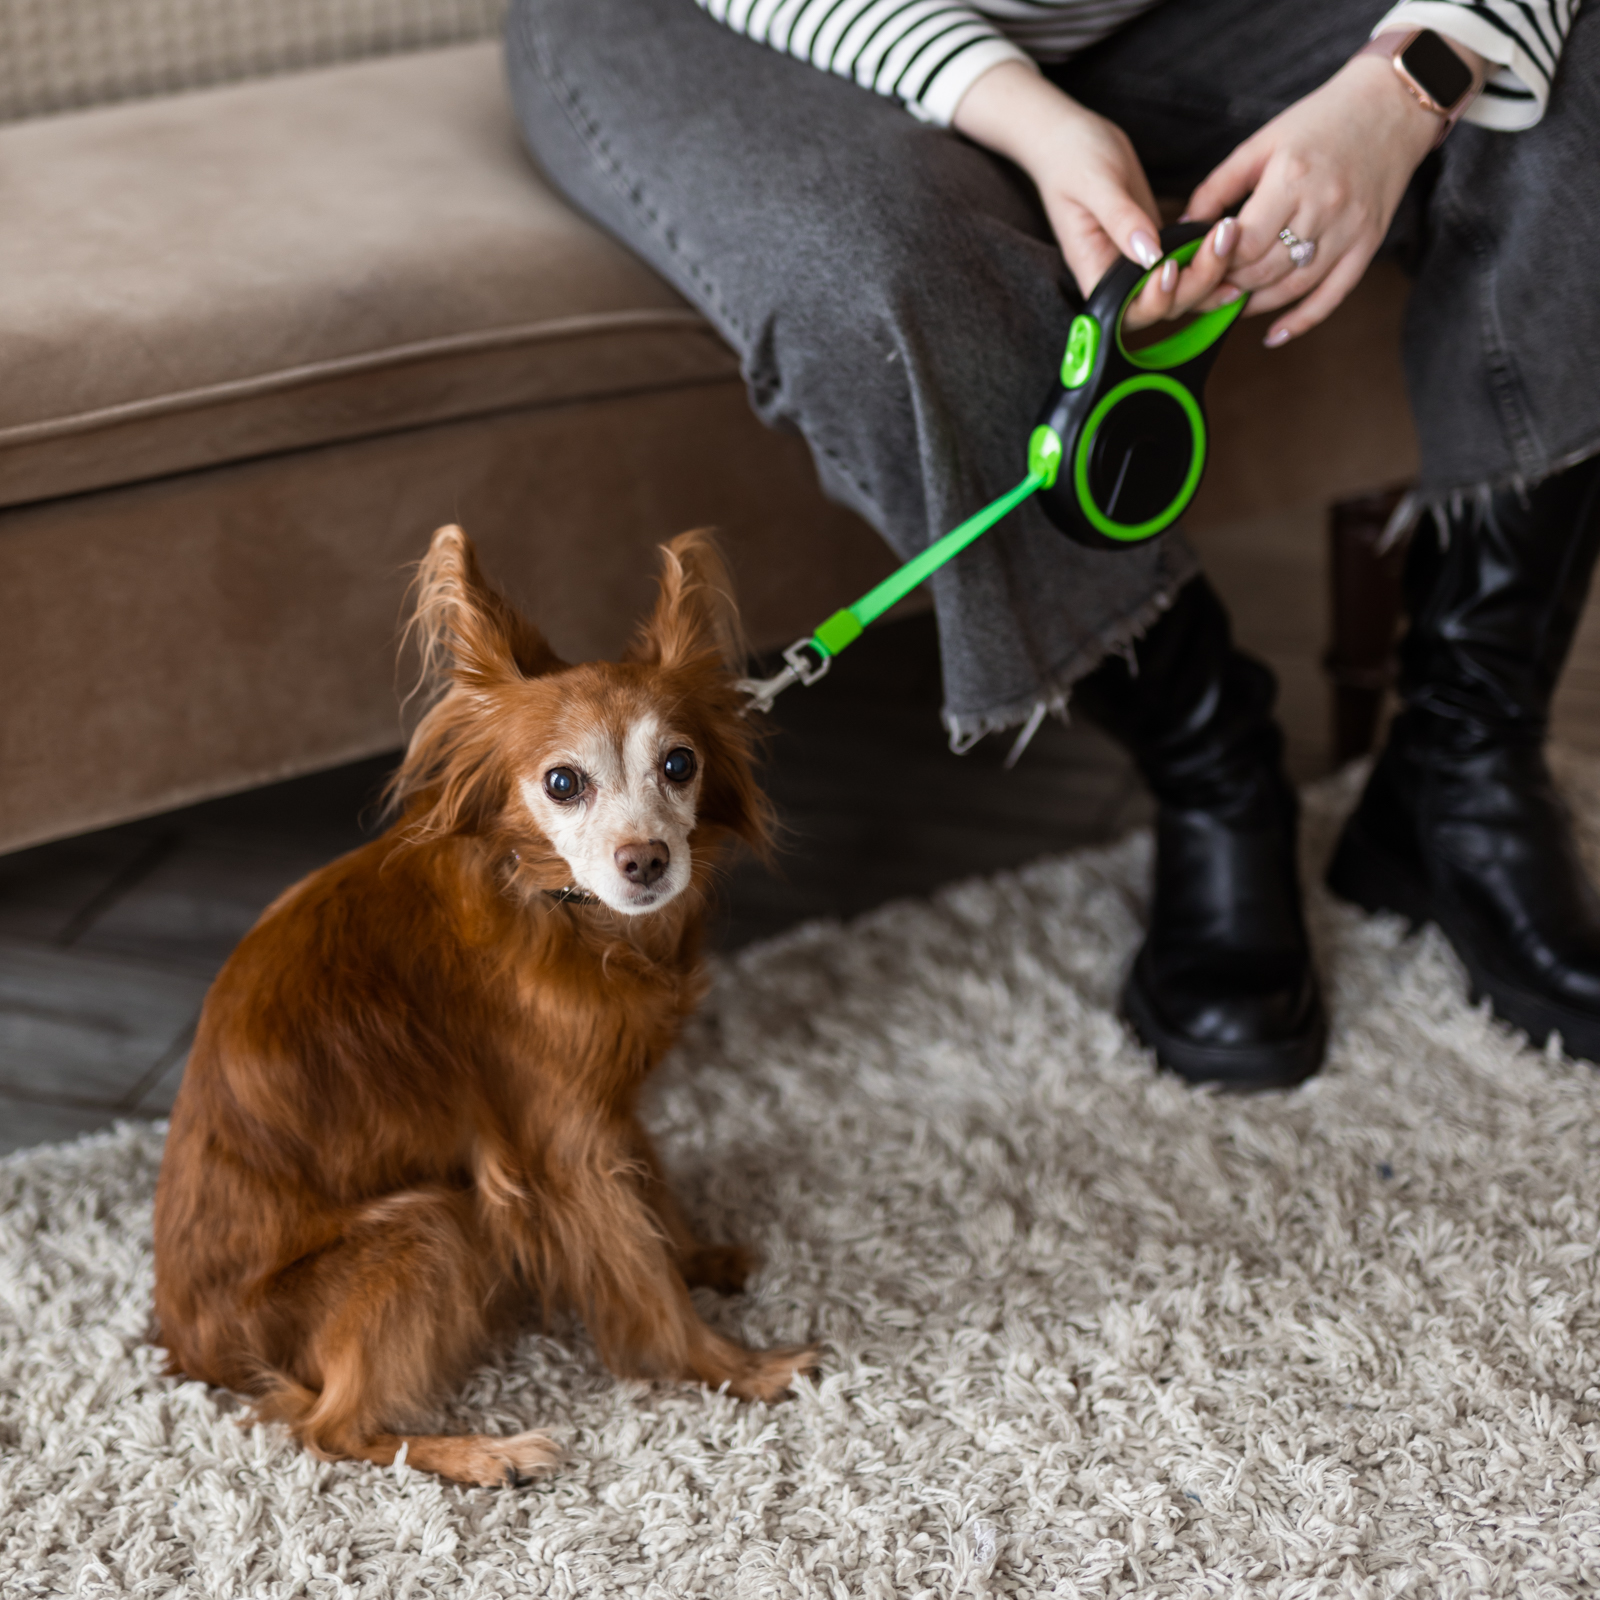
[1327, 455, 1600, 1061]
[1074, 578, 1325, 1088]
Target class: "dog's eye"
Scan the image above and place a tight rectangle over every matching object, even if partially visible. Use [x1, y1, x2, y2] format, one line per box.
[543, 767, 583, 802]
[662, 747, 696, 784]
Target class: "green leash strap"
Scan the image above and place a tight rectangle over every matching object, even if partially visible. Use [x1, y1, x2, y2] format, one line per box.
[739, 427, 1064, 714]
[812, 467, 1048, 653]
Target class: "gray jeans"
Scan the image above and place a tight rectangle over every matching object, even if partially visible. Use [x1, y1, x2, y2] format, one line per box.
[506, 0, 1600, 745]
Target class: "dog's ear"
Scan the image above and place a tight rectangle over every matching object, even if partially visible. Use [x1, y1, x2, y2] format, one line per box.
[409, 524, 561, 692]
[627, 529, 745, 671]
[389, 527, 561, 839]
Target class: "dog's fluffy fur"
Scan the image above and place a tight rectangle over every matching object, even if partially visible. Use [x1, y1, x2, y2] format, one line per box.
[152, 526, 815, 1486]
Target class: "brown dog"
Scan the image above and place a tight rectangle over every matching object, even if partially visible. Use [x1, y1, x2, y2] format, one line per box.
[152, 526, 817, 1485]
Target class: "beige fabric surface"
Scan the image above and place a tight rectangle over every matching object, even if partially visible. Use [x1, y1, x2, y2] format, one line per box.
[0, 0, 504, 123]
[0, 381, 893, 855]
[0, 44, 739, 509]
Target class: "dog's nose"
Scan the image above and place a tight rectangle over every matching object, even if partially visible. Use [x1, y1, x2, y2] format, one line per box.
[614, 839, 670, 888]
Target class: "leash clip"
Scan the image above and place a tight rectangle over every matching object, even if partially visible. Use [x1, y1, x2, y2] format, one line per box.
[737, 636, 831, 715]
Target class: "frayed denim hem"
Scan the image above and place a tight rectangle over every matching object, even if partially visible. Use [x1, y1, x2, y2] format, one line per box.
[1384, 436, 1600, 550]
[941, 557, 1200, 762]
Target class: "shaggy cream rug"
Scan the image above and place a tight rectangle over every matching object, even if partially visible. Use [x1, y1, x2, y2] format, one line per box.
[5, 763, 1600, 1598]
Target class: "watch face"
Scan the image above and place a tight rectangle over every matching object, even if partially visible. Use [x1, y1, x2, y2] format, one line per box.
[1400, 30, 1475, 110]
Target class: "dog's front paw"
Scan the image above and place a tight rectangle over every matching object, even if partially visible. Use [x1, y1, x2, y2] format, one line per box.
[723, 1343, 822, 1404]
[683, 1244, 755, 1294]
[451, 1430, 563, 1487]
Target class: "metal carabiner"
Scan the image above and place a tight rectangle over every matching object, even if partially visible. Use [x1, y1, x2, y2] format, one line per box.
[736, 636, 832, 716]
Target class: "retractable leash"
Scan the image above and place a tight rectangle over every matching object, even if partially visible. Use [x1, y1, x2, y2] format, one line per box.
[739, 222, 1249, 717]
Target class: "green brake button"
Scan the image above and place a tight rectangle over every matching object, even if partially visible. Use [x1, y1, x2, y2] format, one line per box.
[1060, 314, 1099, 389]
[1027, 425, 1063, 489]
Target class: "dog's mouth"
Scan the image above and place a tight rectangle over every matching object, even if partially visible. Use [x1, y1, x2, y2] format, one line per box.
[566, 865, 691, 917]
[593, 881, 683, 916]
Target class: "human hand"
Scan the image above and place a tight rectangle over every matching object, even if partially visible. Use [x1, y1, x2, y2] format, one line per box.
[953, 62, 1240, 331]
[1183, 47, 1483, 346]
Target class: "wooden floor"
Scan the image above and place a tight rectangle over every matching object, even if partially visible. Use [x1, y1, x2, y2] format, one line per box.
[0, 612, 1152, 1157]
[7, 495, 1600, 1158]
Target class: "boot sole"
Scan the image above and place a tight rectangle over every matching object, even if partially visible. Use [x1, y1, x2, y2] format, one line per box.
[1327, 814, 1600, 1063]
[1122, 968, 1327, 1090]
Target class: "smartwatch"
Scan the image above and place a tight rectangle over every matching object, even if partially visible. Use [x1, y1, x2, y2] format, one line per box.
[1357, 28, 1484, 146]
[1363, 27, 1484, 145]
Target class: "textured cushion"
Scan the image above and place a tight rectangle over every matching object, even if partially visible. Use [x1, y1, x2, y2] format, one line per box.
[0, 42, 737, 508]
[0, 0, 504, 123]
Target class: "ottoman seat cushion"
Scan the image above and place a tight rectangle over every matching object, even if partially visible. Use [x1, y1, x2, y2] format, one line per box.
[0, 42, 735, 510]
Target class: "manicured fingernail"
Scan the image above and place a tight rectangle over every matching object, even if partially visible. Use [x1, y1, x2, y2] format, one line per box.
[1130, 231, 1161, 268]
[1177, 212, 1194, 223]
[1213, 217, 1238, 257]
[1160, 259, 1179, 293]
[1219, 286, 1243, 304]
[1264, 326, 1291, 348]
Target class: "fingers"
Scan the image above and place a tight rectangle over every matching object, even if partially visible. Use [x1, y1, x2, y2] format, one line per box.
[1093, 180, 1164, 274]
[1237, 237, 1333, 315]
[1258, 245, 1373, 344]
[1123, 216, 1242, 332]
[1047, 180, 1161, 303]
[1178, 63, 1436, 351]
[1222, 176, 1350, 314]
[1225, 187, 1310, 295]
[1043, 193, 1124, 303]
[1210, 129, 1340, 299]
[1064, 131, 1165, 292]
[1125, 257, 1181, 329]
[1036, 119, 1248, 330]
[1230, 199, 1378, 321]
[1033, 114, 1181, 304]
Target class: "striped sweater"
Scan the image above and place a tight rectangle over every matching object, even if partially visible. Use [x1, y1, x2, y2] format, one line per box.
[693, 0, 1578, 130]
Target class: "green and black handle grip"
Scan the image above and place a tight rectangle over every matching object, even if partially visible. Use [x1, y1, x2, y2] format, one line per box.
[1030, 217, 1249, 550]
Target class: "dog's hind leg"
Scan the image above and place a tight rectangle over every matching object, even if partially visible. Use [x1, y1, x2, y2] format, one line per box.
[262, 1185, 559, 1486]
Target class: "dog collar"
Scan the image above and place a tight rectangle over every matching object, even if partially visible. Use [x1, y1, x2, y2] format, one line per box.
[508, 849, 601, 907]
[545, 885, 601, 906]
